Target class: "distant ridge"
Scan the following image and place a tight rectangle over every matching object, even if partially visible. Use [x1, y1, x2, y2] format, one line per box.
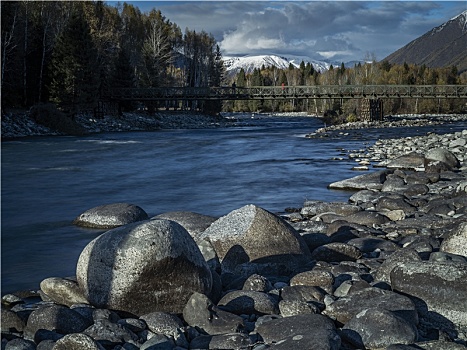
[223, 54, 333, 77]
[384, 10, 467, 73]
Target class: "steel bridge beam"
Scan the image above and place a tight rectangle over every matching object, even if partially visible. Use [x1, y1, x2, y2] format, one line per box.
[105, 85, 467, 101]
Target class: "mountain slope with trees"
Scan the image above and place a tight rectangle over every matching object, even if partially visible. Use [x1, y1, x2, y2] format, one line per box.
[384, 10, 467, 73]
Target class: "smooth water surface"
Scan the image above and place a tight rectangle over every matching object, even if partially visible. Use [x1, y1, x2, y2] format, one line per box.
[2, 115, 465, 293]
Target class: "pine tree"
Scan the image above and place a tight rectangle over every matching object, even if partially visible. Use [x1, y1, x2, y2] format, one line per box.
[49, 7, 99, 110]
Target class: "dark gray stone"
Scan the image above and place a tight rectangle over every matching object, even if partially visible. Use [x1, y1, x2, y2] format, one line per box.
[52, 333, 105, 350]
[386, 152, 426, 170]
[139, 312, 183, 336]
[328, 170, 392, 191]
[310, 242, 362, 262]
[83, 319, 139, 348]
[218, 290, 279, 315]
[183, 292, 244, 335]
[425, 148, 460, 169]
[152, 211, 217, 238]
[324, 287, 418, 326]
[300, 201, 361, 217]
[242, 274, 273, 292]
[278, 299, 319, 317]
[345, 210, 391, 226]
[346, 237, 399, 253]
[1, 309, 25, 333]
[4, 338, 36, 350]
[289, 270, 334, 294]
[73, 203, 148, 229]
[255, 313, 339, 348]
[280, 285, 326, 303]
[76, 220, 212, 315]
[342, 307, 417, 348]
[24, 304, 92, 341]
[189, 333, 252, 350]
[390, 261, 467, 329]
[375, 248, 421, 283]
[440, 221, 467, 257]
[139, 334, 174, 350]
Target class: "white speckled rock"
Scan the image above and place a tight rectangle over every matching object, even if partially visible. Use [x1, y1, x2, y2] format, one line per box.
[197, 204, 310, 276]
[73, 203, 148, 228]
[76, 219, 212, 315]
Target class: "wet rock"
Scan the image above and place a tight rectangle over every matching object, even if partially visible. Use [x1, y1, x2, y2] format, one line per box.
[328, 170, 392, 191]
[390, 261, 467, 329]
[198, 204, 310, 276]
[39, 277, 88, 307]
[76, 220, 212, 315]
[139, 312, 183, 336]
[152, 211, 217, 238]
[440, 221, 467, 257]
[345, 210, 391, 226]
[73, 203, 148, 229]
[289, 270, 334, 294]
[324, 287, 418, 325]
[386, 152, 426, 170]
[300, 201, 361, 217]
[182, 292, 244, 335]
[1, 308, 26, 333]
[310, 242, 362, 262]
[242, 274, 273, 292]
[341, 307, 417, 348]
[84, 318, 139, 348]
[24, 304, 92, 341]
[375, 248, 421, 283]
[255, 313, 340, 348]
[218, 290, 279, 315]
[425, 148, 460, 169]
[189, 333, 252, 350]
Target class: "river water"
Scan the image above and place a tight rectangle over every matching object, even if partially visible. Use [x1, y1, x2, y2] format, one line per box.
[1, 114, 464, 294]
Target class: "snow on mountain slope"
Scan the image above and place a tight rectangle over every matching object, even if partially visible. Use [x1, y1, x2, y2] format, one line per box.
[223, 54, 333, 76]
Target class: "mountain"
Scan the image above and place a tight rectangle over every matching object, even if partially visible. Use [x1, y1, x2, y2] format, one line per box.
[383, 10, 467, 73]
[223, 54, 333, 77]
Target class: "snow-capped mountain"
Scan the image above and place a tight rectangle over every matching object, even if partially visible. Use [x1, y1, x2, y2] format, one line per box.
[223, 54, 333, 77]
[384, 10, 467, 72]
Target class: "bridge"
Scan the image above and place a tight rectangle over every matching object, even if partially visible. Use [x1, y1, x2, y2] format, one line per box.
[104, 85, 467, 101]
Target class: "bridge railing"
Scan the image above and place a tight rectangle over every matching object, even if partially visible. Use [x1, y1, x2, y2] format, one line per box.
[104, 85, 467, 101]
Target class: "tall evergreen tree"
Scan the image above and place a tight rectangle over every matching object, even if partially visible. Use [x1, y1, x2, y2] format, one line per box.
[48, 7, 99, 110]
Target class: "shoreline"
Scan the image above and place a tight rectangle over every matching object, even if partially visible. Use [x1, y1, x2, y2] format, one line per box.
[2, 115, 467, 349]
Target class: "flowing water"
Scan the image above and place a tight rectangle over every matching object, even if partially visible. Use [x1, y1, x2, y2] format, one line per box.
[1, 114, 464, 293]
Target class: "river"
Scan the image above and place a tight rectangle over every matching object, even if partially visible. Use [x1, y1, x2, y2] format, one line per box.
[1, 114, 464, 294]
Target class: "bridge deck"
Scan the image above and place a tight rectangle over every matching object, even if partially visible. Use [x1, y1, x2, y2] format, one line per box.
[105, 85, 467, 101]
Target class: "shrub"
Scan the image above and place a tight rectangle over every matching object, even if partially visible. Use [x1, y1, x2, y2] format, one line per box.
[29, 103, 86, 136]
[346, 113, 359, 123]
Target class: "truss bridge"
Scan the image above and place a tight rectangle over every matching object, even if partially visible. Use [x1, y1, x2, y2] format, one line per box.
[105, 85, 467, 102]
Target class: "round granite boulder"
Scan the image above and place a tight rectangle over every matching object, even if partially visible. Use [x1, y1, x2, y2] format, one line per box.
[197, 204, 310, 276]
[76, 219, 212, 315]
[73, 203, 148, 229]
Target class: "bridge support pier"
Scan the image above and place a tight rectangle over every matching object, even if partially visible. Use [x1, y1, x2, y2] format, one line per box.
[359, 98, 383, 121]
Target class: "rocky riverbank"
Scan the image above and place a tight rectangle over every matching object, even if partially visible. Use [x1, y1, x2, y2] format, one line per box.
[2, 127, 467, 349]
[1, 110, 236, 139]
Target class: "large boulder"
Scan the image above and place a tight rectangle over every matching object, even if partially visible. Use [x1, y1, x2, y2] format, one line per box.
[73, 203, 148, 229]
[390, 261, 467, 329]
[76, 219, 212, 315]
[197, 204, 310, 276]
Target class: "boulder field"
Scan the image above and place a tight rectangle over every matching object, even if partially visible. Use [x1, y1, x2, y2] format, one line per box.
[2, 129, 467, 350]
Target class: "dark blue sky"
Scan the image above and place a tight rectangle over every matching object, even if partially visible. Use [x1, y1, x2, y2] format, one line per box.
[108, 1, 466, 62]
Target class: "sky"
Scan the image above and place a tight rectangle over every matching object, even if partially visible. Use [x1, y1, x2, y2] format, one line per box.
[109, 1, 466, 63]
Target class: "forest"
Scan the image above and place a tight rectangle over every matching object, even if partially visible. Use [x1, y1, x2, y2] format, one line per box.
[1, 0, 466, 120]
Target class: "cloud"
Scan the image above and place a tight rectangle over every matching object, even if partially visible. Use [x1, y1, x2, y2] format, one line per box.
[123, 1, 465, 62]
